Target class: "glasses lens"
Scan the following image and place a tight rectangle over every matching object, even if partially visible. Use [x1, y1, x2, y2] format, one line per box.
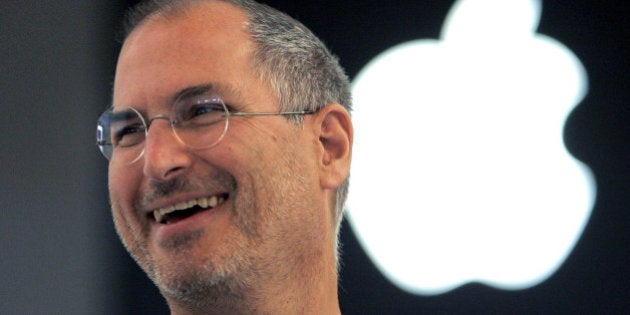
[172, 96, 229, 150]
[96, 97, 229, 163]
[96, 108, 146, 162]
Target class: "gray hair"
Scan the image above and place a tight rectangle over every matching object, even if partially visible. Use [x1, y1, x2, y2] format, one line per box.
[123, 0, 351, 262]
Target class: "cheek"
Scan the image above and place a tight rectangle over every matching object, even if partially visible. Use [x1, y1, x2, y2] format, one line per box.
[108, 162, 143, 199]
[108, 166, 142, 230]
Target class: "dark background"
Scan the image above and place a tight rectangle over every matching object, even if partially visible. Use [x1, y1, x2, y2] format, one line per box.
[1, 0, 627, 314]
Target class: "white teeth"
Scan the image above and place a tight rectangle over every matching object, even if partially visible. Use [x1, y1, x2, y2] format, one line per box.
[187, 200, 196, 209]
[153, 210, 164, 223]
[152, 195, 226, 223]
[198, 197, 209, 208]
[209, 196, 218, 207]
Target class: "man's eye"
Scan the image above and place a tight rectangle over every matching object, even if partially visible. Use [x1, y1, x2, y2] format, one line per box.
[192, 103, 221, 116]
[179, 102, 225, 125]
[113, 124, 145, 147]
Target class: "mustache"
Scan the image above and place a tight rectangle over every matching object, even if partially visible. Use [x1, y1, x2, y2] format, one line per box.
[149, 177, 191, 198]
[136, 172, 237, 209]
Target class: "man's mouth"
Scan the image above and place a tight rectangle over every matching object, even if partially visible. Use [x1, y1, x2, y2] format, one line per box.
[152, 194, 228, 224]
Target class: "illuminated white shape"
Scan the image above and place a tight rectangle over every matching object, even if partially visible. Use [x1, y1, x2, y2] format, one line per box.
[346, 0, 596, 295]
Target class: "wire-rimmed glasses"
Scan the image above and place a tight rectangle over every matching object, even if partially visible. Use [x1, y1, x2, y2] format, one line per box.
[96, 95, 315, 164]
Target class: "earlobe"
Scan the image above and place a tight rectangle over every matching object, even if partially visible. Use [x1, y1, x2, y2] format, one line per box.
[316, 103, 353, 190]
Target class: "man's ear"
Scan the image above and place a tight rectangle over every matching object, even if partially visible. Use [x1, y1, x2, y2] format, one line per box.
[313, 103, 353, 189]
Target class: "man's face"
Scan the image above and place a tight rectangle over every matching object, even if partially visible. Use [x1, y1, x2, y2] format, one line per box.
[109, 2, 332, 298]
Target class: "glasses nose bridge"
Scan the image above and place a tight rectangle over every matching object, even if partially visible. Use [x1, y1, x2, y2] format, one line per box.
[145, 114, 179, 144]
[146, 114, 175, 131]
[143, 114, 186, 149]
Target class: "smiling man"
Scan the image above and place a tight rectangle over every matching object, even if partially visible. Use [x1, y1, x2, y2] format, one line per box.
[96, 0, 352, 313]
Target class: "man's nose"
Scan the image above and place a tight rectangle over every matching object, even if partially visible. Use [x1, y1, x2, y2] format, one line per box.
[142, 118, 192, 181]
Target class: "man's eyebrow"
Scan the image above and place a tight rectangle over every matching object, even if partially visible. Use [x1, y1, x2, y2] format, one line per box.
[110, 85, 217, 113]
[172, 83, 218, 103]
[109, 83, 242, 112]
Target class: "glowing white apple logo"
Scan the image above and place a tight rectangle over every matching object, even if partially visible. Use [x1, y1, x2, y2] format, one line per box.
[346, 0, 596, 295]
